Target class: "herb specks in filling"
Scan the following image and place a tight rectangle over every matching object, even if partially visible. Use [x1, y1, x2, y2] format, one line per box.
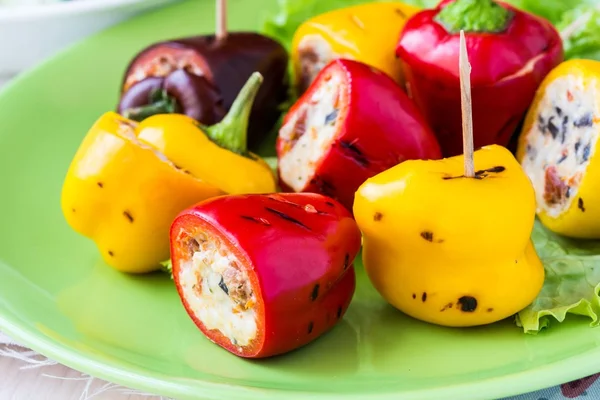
[278, 73, 343, 192]
[178, 234, 257, 348]
[522, 76, 598, 217]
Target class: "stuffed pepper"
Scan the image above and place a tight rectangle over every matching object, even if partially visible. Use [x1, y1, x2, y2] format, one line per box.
[118, 32, 289, 149]
[170, 193, 361, 358]
[291, 2, 419, 93]
[353, 145, 545, 327]
[516, 60, 600, 239]
[62, 73, 276, 274]
[396, 0, 563, 157]
[276, 59, 441, 211]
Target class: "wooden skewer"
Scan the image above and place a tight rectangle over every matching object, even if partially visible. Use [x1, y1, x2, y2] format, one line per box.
[459, 30, 474, 178]
[216, 0, 227, 41]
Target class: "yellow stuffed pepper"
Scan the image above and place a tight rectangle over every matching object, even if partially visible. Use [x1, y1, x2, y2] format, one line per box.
[291, 2, 419, 92]
[516, 60, 600, 239]
[61, 73, 276, 273]
[353, 145, 544, 327]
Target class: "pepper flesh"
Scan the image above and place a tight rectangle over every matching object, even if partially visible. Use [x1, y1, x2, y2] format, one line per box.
[277, 59, 441, 211]
[291, 2, 419, 93]
[516, 59, 600, 239]
[170, 193, 361, 358]
[396, 0, 563, 157]
[353, 145, 544, 327]
[60, 112, 223, 273]
[118, 33, 289, 149]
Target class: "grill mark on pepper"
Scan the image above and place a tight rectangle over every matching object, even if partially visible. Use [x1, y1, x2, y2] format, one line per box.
[308, 321, 314, 334]
[487, 308, 494, 312]
[421, 292, 427, 302]
[421, 231, 434, 242]
[97, 182, 104, 188]
[373, 212, 383, 221]
[123, 211, 134, 223]
[265, 207, 311, 230]
[240, 215, 271, 226]
[440, 303, 453, 312]
[412, 293, 416, 300]
[218, 277, 229, 295]
[443, 166, 505, 180]
[574, 113, 593, 128]
[579, 198, 586, 212]
[310, 176, 335, 197]
[325, 201, 335, 207]
[338, 140, 369, 167]
[108, 251, 114, 257]
[344, 253, 350, 270]
[311, 284, 320, 301]
[458, 296, 478, 312]
[394, 7, 407, 17]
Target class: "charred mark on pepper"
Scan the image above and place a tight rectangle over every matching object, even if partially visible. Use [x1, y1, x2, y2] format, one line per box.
[324, 109, 339, 125]
[218, 277, 229, 295]
[412, 293, 417, 300]
[265, 207, 311, 230]
[71, 208, 76, 213]
[487, 308, 494, 312]
[311, 284, 320, 301]
[123, 211, 134, 223]
[421, 231, 434, 242]
[97, 182, 104, 188]
[338, 140, 369, 167]
[579, 198, 586, 212]
[344, 253, 350, 270]
[240, 215, 271, 226]
[394, 7, 407, 17]
[337, 306, 342, 319]
[373, 212, 383, 221]
[574, 112, 593, 128]
[421, 292, 427, 302]
[310, 176, 335, 197]
[443, 166, 505, 180]
[440, 303, 453, 312]
[108, 251, 114, 257]
[308, 321, 314, 334]
[458, 296, 478, 312]
[325, 201, 335, 207]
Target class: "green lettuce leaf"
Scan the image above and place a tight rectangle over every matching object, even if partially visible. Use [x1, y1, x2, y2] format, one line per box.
[516, 221, 600, 333]
[160, 260, 173, 280]
[557, 3, 600, 61]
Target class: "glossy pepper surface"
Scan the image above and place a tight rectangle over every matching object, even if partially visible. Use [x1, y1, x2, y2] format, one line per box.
[135, 73, 277, 195]
[516, 60, 600, 239]
[60, 112, 223, 274]
[170, 193, 361, 358]
[291, 2, 419, 93]
[396, 0, 563, 157]
[118, 33, 289, 149]
[353, 145, 544, 327]
[277, 59, 441, 211]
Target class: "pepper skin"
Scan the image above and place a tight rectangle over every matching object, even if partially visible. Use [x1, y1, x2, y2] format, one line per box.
[170, 193, 361, 358]
[516, 60, 600, 239]
[135, 73, 277, 195]
[118, 33, 289, 149]
[353, 145, 544, 327]
[60, 112, 223, 274]
[277, 59, 441, 211]
[396, 0, 563, 157]
[291, 2, 419, 93]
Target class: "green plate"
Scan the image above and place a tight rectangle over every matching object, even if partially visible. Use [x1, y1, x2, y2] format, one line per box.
[1, 1, 600, 399]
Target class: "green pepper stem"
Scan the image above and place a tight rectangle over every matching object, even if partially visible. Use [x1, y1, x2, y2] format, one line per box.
[204, 72, 263, 154]
[122, 89, 178, 122]
[435, 0, 512, 34]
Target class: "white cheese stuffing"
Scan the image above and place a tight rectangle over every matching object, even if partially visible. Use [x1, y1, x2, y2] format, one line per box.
[521, 76, 598, 217]
[178, 236, 257, 348]
[278, 73, 342, 192]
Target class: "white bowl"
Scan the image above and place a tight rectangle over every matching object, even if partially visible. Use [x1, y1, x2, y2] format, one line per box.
[0, 0, 180, 77]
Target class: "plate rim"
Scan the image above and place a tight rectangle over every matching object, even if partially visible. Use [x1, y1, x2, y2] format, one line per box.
[1, 1, 599, 399]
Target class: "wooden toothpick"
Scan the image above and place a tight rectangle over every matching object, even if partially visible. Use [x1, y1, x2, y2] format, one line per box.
[216, 0, 227, 41]
[459, 30, 474, 178]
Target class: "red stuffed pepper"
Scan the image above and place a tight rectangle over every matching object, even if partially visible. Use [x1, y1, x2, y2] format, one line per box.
[170, 193, 361, 358]
[396, 0, 563, 157]
[276, 59, 441, 211]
